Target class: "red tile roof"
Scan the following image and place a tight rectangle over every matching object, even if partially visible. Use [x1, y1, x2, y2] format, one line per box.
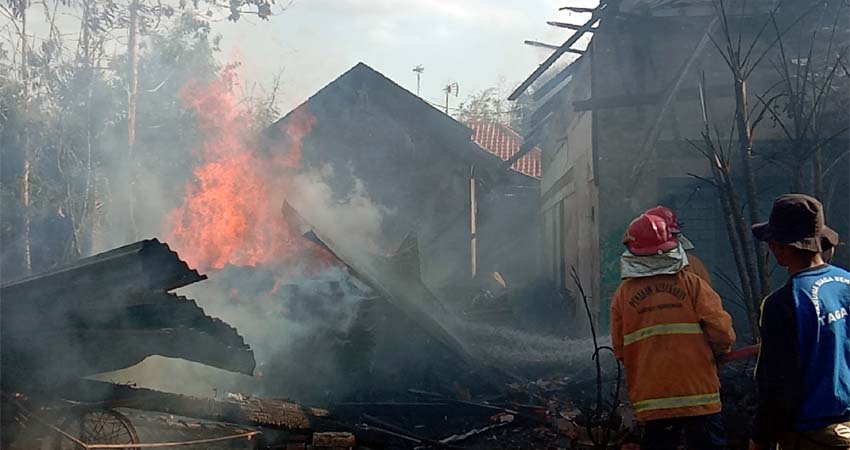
[466, 121, 542, 179]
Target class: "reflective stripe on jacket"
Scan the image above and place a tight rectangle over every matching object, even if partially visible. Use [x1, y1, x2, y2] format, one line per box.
[610, 270, 736, 422]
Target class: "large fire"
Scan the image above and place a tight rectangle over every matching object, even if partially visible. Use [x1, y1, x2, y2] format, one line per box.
[166, 69, 331, 272]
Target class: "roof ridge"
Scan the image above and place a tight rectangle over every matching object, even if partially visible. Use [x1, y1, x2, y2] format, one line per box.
[272, 62, 472, 139]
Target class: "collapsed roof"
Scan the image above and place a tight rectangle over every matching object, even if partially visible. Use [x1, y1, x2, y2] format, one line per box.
[281, 202, 510, 391]
[0, 239, 255, 391]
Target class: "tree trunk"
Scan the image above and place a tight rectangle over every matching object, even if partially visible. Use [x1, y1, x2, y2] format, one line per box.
[812, 149, 824, 199]
[734, 76, 769, 299]
[126, 0, 140, 241]
[792, 163, 804, 192]
[718, 154, 763, 328]
[80, 0, 95, 256]
[711, 155, 759, 341]
[19, 0, 32, 274]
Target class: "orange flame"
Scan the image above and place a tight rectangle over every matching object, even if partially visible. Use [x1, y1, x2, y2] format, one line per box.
[165, 69, 333, 272]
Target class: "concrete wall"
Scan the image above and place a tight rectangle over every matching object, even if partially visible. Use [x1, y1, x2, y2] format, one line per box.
[538, 58, 599, 336]
[589, 13, 798, 333]
[535, 9, 850, 336]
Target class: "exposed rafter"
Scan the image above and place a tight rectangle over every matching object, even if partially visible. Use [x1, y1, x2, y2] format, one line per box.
[532, 53, 587, 102]
[524, 39, 585, 54]
[559, 6, 596, 13]
[509, 2, 608, 101]
[547, 20, 599, 31]
[499, 139, 541, 172]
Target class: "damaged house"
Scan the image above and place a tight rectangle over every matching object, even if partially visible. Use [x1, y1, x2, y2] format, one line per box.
[265, 63, 543, 308]
[158, 62, 557, 405]
[511, 0, 850, 336]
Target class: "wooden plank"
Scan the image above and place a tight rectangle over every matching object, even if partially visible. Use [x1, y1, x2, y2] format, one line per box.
[547, 21, 598, 31]
[560, 6, 596, 13]
[541, 167, 576, 207]
[508, 3, 608, 101]
[532, 87, 568, 125]
[532, 54, 586, 102]
[524, 40, 584, 54]
[498, 138, 540, 172]
[61, 380, 329, 431]
[572, 84, 733, 111]
[524, 111, 553, 144]
[524, 40, 560, 50]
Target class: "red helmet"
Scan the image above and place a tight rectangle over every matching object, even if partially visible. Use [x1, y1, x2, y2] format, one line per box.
[625, 214, 679, 256]
[645, 205, 681, 234]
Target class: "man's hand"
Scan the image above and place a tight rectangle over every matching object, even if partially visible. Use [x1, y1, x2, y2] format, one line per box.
[749, 439, 769, 450]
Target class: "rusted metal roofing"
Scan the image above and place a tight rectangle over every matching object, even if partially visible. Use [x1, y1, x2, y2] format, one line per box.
[466, 122, 542, 178]
[0, 239, 255, 391]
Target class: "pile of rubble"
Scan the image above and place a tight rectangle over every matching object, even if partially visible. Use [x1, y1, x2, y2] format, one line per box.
[0, 232, 634, 449]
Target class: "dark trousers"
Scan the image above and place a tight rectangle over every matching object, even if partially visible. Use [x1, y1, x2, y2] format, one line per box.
[778, 420, 850, 450]
[642, 413, 727, 450]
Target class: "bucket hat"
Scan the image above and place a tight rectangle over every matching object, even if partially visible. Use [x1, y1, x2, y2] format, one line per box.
[752, 194, 839, 252]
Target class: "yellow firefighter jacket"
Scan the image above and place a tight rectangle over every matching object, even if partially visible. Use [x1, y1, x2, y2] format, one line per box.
[610, 270, 735, 422]
[684, 252, 712, 287]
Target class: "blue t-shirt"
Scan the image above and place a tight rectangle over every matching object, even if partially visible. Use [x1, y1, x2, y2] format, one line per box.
[754, 264, 850, 442]
[790, 264, 850, 430]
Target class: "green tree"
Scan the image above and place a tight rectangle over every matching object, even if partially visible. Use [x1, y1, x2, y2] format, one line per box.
[0, 1, 284, 278]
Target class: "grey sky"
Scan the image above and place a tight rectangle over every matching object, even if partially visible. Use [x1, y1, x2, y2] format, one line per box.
[214, 0, 596, 112]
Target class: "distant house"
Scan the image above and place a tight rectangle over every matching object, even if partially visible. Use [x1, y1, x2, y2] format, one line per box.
[265, 63, 541, 297]
[511, 1, 849, 336]
[467, 121, 542, 179]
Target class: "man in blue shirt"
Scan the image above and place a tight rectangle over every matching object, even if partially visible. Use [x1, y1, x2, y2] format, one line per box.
[750, 194, 850, 450]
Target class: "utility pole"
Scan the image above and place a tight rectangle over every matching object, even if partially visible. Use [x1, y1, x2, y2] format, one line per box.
[412, 65, 424, 96]
[443, 82, 458, 114]
[469, 165, 477, 278]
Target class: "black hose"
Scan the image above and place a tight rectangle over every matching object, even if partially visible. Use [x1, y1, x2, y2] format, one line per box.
[570, 266, 624, 449]
[570, 267, 602, 414]
[592, 346, 623, 416]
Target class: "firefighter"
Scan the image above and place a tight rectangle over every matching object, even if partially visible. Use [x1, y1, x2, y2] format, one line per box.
[611, 213, 736, 450]
[749, 194, 850, 450]
[645, 205, 713, 286]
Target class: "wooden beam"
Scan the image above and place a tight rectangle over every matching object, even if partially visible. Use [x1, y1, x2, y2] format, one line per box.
[524, 40, 560, 50]
[524, 40, 584, 54]
[533, 53, 586, 101]
[547, 21, 598, 31]
[61, 379, 329, 430]
[559, 6, 596, 13]
[499, 138, 540, 172]
[525, 111, 553, 143]
[572, 85, 734, 111]
[532, 85, 570, 125]
[509, 2, 608, 101]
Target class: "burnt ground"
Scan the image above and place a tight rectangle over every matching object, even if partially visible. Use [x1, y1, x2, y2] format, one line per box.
[5, 362, 757, 450]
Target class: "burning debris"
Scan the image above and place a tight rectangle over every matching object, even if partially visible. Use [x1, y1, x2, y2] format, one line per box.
[4, 0, 845, 443]
[0, 63, 655, 450]
[166, 70, 329, 272]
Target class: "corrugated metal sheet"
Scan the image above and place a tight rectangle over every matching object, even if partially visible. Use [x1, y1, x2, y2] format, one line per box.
[2, 239, 205, 308]
[0, 239, 254, 390]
